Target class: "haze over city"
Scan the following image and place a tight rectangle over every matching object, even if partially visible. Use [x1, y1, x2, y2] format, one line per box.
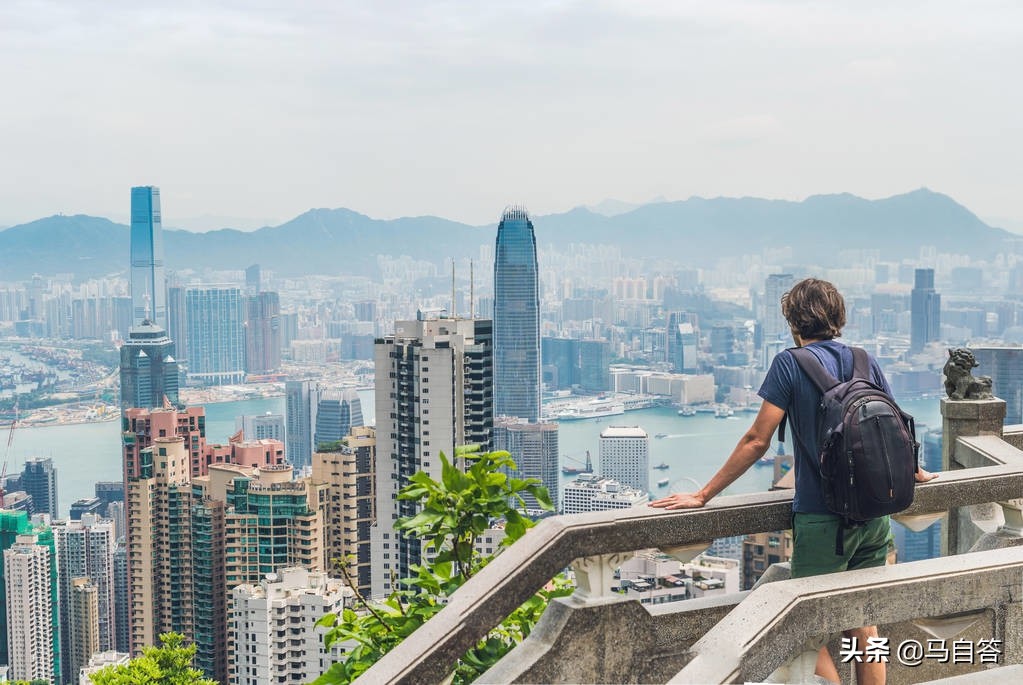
[1, 1, 1022, 230]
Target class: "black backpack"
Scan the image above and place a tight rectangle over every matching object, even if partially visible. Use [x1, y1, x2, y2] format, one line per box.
[782, 346, 919, 554]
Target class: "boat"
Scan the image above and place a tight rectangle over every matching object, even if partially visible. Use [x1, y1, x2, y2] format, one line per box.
[654, 433, 668, 439]
[677, 406, 697, 417]
[561, 450, 594, 475]
[755, 455, 775, 467]
[552, 397, 626, 421]
[657, 478, 670, 487]
[653, 462, 669, 470]
[714, 405, 734, 419]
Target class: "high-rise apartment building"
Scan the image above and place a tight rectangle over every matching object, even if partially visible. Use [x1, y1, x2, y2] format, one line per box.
[494, 418, 559, 512]
[167, 285, 188, 365]
[313, 427, 376, 595]
[119, 319, 179, 410]
[130, 186, 167, 330]
[244, 264, 261, 296]
[70, 497, 104, 520]
[4, 533, 59, 684]
[54, 513, 116, 683]
[313, 388, 364, 450]
[185, 287, 245, 385]
[969, 346, 1023, 424]
[22, 456, 58, 519]
[285, 380, 314, 469]
[190, 463, 327, 682]
[228, 568, 349, 685]
[371, 315, 493, 597]
[112, 540, 129, 654]
[493, 208, 540, 421]
[244, 291, 282, 376]
[67, 577, 101, 682]
[598, 425, 650, 492]
[911, 268, 941, 353]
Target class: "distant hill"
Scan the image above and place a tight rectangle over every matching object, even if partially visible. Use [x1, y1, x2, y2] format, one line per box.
[0, 189, 1016, 281]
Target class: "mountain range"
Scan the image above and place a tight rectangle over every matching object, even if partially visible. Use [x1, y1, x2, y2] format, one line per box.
[0, 189, 1016, 281]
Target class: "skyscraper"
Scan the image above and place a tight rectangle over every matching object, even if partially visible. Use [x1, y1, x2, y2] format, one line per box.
[285, 380, 314, 469]
[763, 274, 795, 342]
[493, 208, 540, 421]
[911, 268, 941, 353]
[494, 419, 559, 511]
[130, 186, 167, 330]
[313, 388, 364, 450]
[4, 534, 58, 683]
[185, 287, 246, 385]
[119, 319, 180, 410]
[666, 311, 699, 374]
[969, 347, 1023, 424]
[598, 425, 650, 492]
[22, 457, 58, 520]
[371, 315, 493, 597]
[244, 291, 282, 376]
[236, 412, 286, 442]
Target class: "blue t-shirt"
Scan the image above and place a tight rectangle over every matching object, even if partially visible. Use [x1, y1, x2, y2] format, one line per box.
[757, 340, 893, 514]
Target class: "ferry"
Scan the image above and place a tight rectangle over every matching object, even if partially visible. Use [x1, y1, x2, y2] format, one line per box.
[714, 405, 734, 419]
[561, 451, 594, 475]
[677, 406, 697, 417]
[657, 478, 670, 487]
[654, 433, 669, 439]
[552, 397, 626, 421]
[653, 462, 669, 470]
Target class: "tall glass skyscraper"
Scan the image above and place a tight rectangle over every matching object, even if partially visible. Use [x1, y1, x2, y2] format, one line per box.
[130, 186, 167, 330]
[493, 208, 540, 421]
[185, 287, 245, 385]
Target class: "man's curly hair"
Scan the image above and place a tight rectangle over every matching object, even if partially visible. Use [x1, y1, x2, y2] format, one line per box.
[780, 278, 846, 341]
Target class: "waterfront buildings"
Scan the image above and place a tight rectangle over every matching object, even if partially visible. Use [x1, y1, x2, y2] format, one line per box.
[666, 312, 699, 374]
[494, 418, 559, 512]
[562, 475, 648, 514]
[541, 337, 612, 393]
[312, 426, 376, 595]
[185, 286, 246, 385]
[598, 425, 650, 492]
[119, 319, 179, 410]
[228, 568, 349, 685]
[286, 382, 365, 468]
[763, 274, 794, 343]
[911, 268, 941, 353]
[22, 456, 58, 520]
[371, 315, 493, 597]
[129, 186, 167, 330]
[54, 513, 116, 683]
[493, 208, 540, 422]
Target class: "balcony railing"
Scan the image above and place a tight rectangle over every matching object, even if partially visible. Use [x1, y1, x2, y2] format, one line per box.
[359, 401, 1023, 684]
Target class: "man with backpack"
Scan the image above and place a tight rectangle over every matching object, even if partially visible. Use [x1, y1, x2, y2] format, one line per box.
[651, 278, 936, 685]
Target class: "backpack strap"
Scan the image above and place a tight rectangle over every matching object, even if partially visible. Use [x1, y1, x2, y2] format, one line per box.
[850, 347, 871, 381]
[789, 347, 841, 394]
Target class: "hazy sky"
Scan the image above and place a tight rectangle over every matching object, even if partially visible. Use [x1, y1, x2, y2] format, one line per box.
[2, 1, 1021, 230]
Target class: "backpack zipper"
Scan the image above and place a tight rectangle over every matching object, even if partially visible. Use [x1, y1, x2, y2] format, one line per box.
[875, 415, 895, 499]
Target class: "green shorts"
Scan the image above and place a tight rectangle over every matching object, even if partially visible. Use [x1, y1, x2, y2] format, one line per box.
[790, 513, 893, 579]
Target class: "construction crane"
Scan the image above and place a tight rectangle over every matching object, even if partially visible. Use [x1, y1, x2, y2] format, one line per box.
[1, 402, 17, 505]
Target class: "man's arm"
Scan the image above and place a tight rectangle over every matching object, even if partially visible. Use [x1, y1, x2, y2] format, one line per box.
[650, 400, 786, 510]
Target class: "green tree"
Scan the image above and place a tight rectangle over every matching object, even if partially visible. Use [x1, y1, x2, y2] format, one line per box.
[88, 632, 216, 685]
[316, 446, 571, 684]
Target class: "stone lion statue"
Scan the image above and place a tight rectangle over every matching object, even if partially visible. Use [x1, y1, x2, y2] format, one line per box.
[943, 348, 993, 400]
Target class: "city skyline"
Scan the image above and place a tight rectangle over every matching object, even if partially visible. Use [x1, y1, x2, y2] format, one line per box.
[1, 3, 1021, 230]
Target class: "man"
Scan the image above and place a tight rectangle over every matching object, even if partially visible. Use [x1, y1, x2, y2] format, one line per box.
[651, 278, 935, 685]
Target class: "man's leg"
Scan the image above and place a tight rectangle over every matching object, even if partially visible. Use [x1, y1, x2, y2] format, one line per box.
[845, 625, 885, 685]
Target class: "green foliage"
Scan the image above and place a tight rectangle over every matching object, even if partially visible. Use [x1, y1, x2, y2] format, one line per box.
[316, 440, 347, 453]
[317, 447, 571, 684]
[88, 632, 216, 685]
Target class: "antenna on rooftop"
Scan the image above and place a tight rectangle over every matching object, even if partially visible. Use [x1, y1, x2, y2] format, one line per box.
[451, 259, 456, 318]
[470, 260, 475, 319]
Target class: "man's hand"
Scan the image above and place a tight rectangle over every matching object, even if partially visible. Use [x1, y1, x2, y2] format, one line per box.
[650, 492, 707, 510]
[916, 467, 939, 483]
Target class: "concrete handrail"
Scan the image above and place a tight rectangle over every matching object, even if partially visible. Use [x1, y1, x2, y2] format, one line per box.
[357, 465, 1023, 684]
[672, 545, 1023, 683]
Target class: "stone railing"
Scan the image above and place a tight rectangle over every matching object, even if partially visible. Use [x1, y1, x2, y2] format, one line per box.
[357, 461, 1023, 684]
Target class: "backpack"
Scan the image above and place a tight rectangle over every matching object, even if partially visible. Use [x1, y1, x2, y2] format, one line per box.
[781, 346, 919, 555]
